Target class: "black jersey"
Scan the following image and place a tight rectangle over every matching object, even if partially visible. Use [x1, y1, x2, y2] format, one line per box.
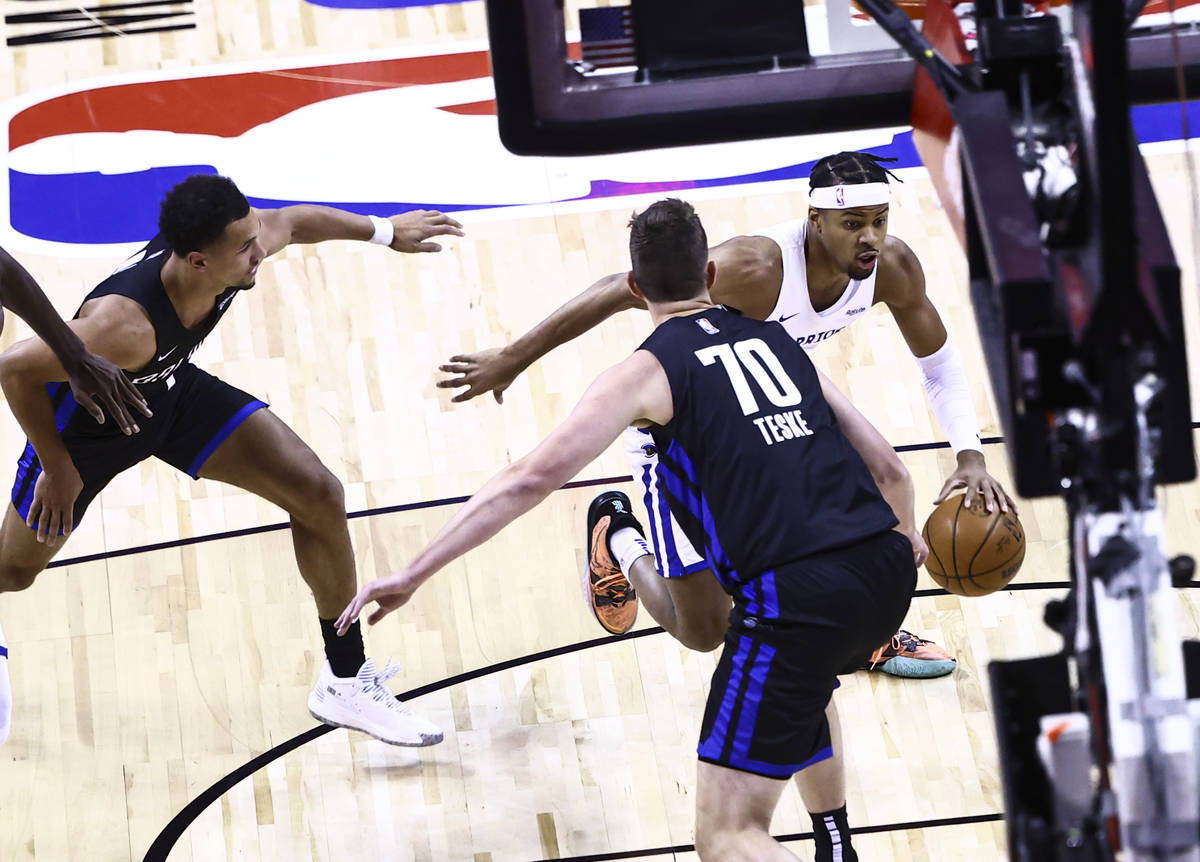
[79, 234, 240, 395]
[638, 306, 898, 589]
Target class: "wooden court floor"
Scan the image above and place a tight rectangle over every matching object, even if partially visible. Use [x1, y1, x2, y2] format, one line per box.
[1, 2, 1199, 860]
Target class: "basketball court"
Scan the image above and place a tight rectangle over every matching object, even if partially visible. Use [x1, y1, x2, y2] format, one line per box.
[0, 1, 1197, 859]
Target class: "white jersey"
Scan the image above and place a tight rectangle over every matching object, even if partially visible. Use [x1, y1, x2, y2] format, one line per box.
[752, 218, 878, 351]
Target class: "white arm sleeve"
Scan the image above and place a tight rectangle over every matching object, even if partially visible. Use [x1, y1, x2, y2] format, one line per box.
[914, 337, 983, 456]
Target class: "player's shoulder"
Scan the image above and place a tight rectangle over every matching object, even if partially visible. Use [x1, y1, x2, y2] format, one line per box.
[880, 234, 921, 269]
[104, 241, 169, 285]
[77, 293, 155, 337]
[876, 234, 925, 305]
[713, 233, 779, 270]
[709, 235, 783, 316]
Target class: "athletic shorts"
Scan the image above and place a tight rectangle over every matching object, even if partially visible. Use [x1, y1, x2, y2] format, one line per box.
[624, 426, 708, 578]
[697, 530, 917, 778]
[11, 363, 266, 530]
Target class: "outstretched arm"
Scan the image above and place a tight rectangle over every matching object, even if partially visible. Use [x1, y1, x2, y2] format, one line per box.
[817, 369, 928, 567]
[878, 237, 1014, 513]
[254, 206, 464, 257]
[438, 271, 644, 404]
[438, 235, 777, 404]
[337, 350, 672, 632]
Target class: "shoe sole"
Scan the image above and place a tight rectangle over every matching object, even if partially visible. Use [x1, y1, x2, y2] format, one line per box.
[583, 492, 635, 636]
[308, 700, 444, 747]
[581, 547, 628, 636]
[874, 656, 956, 679]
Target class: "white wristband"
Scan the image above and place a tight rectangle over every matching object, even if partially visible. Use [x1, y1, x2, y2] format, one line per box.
[367, 215, 394, 246]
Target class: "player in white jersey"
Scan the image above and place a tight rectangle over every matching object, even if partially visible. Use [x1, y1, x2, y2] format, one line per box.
[440, 151, 1013, 678]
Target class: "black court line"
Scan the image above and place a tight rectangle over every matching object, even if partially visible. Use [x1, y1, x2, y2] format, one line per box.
[57, 424, 1200, 571]
[126, 424, 1195, 857]
[52, 436, 1007, 571]
[550, 812, 1007, 861]
[146, 614, 1008, 860]
[144, 626, 665, 860]
[46, 473, 635, 569]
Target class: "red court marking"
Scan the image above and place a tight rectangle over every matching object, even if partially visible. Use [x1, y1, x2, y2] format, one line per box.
[440, 99, 497, 115]
[10, 52, 491, 149]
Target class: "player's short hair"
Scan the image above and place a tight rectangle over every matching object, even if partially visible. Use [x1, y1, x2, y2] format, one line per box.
[809, 151, 901, 191]
[628, 199, 708, 303]
[158, 174, 251, 256]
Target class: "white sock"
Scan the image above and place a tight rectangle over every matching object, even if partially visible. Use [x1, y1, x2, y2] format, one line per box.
[0, 620, 10, 746]
[610, 527, 653, 576]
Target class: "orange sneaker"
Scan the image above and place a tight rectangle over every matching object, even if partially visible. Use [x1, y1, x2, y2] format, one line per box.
[864, 630, 956, 678]
[583, 491, 641, 635]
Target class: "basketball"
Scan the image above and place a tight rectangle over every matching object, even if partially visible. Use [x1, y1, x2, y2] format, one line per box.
[922, 494, 1026, 597]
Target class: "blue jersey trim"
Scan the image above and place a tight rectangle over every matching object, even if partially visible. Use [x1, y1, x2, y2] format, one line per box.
[12, 441, 40, 519]
[697, 635, 753, 762]
[760, 570, 779, 619]
[740, 580, 759, 617]
[710, 744, 834, 779]
[185, 400, 267, 478]
[639, 464, 665, 568]
[731, 642, 776, 762]
[12, 383, 80, 519]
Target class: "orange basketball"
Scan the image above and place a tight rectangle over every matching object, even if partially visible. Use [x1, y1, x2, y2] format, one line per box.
[922, 494, 1025, 597]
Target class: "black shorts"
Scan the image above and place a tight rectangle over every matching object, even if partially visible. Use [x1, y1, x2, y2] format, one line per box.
[697, 529, 917, 778]
[11, 363, 266, 529]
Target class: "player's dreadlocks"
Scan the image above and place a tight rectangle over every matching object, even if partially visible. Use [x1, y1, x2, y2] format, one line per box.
[809, 151, 903, 189]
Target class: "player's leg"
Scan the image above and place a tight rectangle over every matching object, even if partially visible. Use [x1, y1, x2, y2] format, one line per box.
[159, 372, 440, 746]
[692, 616, 844, 861]
[194, 408, 354, 619]
[694, 761, 797, 861]
[0, 504, 60, 746]
[0, 501, 65, 592]
[0, 430, 129, 746]
[586, 487, 728, 649]
[580, 427, 730, 645]
[795, 700, 857, 862]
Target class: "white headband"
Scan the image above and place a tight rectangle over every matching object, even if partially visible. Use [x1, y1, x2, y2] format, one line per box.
[808, 182, 890, 209]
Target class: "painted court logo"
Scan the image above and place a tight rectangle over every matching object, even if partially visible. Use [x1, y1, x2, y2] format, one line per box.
[696, 318, 720, 335]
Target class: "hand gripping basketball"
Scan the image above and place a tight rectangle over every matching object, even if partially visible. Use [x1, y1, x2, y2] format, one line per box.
[922, 493, 1026, 597]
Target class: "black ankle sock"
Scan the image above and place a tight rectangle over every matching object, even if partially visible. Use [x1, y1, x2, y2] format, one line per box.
[811, 804, 857, 862]
[320, 618, 366, 678]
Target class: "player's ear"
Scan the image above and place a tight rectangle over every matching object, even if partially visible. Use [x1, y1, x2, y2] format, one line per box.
[627, 271, 647, 303]
[705, 259, 716, 289]
[185, 250, 207, 272]
[808, 207, 822, 233]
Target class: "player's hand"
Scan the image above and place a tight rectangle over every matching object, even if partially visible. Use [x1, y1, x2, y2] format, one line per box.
[335, 570, 422, 634]
[903, 527, 930, 568]
[61, 349, 152, 435]
[388, 210, 465, 254]
[26, 464, 83, 546]
[934, 451, 1016, 514]
[437, 347, 522, 404]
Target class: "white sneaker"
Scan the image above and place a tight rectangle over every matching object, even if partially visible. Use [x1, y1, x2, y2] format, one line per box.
[0, 619, 10, 746]
[307, 658, 443, 747]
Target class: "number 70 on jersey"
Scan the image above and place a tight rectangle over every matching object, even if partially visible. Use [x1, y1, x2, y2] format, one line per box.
[695, 339, 814, 445]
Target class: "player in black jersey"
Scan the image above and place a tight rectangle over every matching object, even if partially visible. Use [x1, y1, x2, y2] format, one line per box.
[337, 199, 926, 861]
[0, 246, 152, 744]
[0, 174, 463, 749]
